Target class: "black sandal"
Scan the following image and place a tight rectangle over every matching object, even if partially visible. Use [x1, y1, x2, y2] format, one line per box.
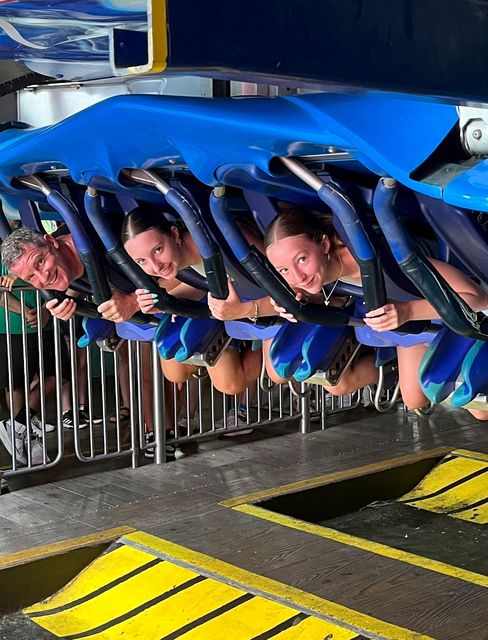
[109, 406, 130, 424]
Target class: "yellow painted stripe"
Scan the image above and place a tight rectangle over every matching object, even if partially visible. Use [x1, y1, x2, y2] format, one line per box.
[233, 503, 488, 590]
[122, 531, 435, 640]
[453, 503, 488, 524]
[405, 475, 487, 520]
[0, 526, 134, 571]
[177, 596, 300, 640]
[401, 457, 487, 501]
[221, 447, 452, 508]
[79, 574, 247, 640]
[125, 0, 167, 74]
[146, 0, 167, 73]
[275, 615, 358, 639]
[452, 449, 488, 463]
[32, 561, 200, 636]
[25, 544, 155, 614]
[400, 456, 488, 523]
[26, 539, 367, 640]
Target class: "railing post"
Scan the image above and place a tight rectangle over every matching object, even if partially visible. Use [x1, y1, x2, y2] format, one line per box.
[151, 341, 165, 464]
[299, 382, 311, 434]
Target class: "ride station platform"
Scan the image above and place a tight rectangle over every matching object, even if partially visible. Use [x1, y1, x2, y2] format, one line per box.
[1, 404, 487, 640]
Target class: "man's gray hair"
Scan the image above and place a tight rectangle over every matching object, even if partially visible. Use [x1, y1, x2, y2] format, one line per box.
[1, 228, 49, 269]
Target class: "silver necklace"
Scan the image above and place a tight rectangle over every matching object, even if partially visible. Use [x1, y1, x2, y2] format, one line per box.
[322, 255, 344, 306]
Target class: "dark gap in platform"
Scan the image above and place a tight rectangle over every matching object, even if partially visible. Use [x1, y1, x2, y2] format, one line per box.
[258, 456, 443, 522]
[0, 541, 110, 615]
[255, 453, 488, 575]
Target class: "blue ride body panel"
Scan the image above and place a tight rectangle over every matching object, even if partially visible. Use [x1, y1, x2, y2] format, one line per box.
[0, 94, 457, 204]
[269, 321, 356, 382]
[418, 327, 475, 404]
[224, 320, 280, 342]
[78, 317, 114, 348]
[154, 313, 229, 362]
[175, 317, 224, 362]
[154, 314, 187, 360]
[451, 340, 488, 407]
[269, 323, 319, 380]
[353, 301, 436, 348]
[443, 160, 488, 212]
[293, 324, 353, 383]
[115, 321, 156, 342]
[355, 325, 436, 349]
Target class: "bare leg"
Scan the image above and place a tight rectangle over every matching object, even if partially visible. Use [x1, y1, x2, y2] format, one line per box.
[61, 379, 72, 413]
[396, 344, 430, 410]
[28, 376, 56, 413]
[117, 341, 131, 409]
[140, 342, 154, 433]
[5, 388, 24, 417]
[161, 358, 197, 384]
[327, 352, 379, 396]
[208, 346, 261, 395]
[186, 377, 199, 419]
[466, 408, 488, 421]
[263, 338, 289, 384]
[163, 377, 177, 432]
[76, 347, 87, 409]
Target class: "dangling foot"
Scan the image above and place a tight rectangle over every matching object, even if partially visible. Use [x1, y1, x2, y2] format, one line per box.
[413, 402, 435, 417]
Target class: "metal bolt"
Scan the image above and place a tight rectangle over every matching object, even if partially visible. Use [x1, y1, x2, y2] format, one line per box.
[473, 129, 483, 140]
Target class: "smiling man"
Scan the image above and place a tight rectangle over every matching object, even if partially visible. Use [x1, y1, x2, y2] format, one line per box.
[1, 227, 139, 322]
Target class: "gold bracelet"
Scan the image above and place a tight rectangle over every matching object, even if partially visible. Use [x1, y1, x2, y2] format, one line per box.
[248, 300, 259, 324]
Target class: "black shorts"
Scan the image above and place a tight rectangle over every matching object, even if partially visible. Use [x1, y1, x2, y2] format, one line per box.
[60, 315, 85, 341]
[0, 331, 70, 389]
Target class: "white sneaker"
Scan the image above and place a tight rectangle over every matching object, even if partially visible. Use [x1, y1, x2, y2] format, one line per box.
[62, 410, 88, 429]
[30, 415, 56, 437]
[27, 436, 50, 466]
[144, 432, 185, 460]
[218, 410, 253, 436]
[0, 420, 27, 464]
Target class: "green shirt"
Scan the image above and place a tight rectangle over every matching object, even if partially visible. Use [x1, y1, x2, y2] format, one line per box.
[0, 264, 39, 334]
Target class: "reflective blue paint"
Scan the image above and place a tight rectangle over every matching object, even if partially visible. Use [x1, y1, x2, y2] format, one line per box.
[451, 340, 488, 407]
[419, 327, 474, 404]
[175, 317, 224, 362]
[0, 94, 457, 205]
[78, 317, 115, 348]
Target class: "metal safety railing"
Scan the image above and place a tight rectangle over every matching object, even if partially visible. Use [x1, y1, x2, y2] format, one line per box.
[0, 285, 368, 493]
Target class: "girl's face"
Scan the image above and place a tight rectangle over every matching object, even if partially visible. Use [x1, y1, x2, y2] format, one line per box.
[266, 234, 330, 294]
[124, 227, 181, 279]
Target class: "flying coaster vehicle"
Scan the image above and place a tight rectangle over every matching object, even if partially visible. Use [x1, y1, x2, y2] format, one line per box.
[1, 0, 488, 413]
[1, 4, 488, 640]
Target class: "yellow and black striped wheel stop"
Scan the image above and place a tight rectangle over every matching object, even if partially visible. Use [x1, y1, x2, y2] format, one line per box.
[24, 531, 433, 640]
[222, 448, 488, 590]
[399, 449, 488, 523]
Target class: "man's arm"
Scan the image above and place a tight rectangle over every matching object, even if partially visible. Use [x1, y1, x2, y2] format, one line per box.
[0, 290, 32, 317]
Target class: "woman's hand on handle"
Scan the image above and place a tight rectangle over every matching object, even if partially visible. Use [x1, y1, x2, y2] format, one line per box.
[134, 289, 160, 315]
[269, 291, 308, 323]
[364, 302, 410, 331]
[207, 280, 248, 320]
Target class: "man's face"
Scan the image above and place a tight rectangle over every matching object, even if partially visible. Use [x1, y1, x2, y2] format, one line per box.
[10, 240, 72, 291]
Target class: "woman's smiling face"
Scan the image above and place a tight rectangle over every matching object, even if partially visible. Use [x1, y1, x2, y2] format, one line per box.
[266, 234, 329, 294]
[124, 227, 181, 280]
